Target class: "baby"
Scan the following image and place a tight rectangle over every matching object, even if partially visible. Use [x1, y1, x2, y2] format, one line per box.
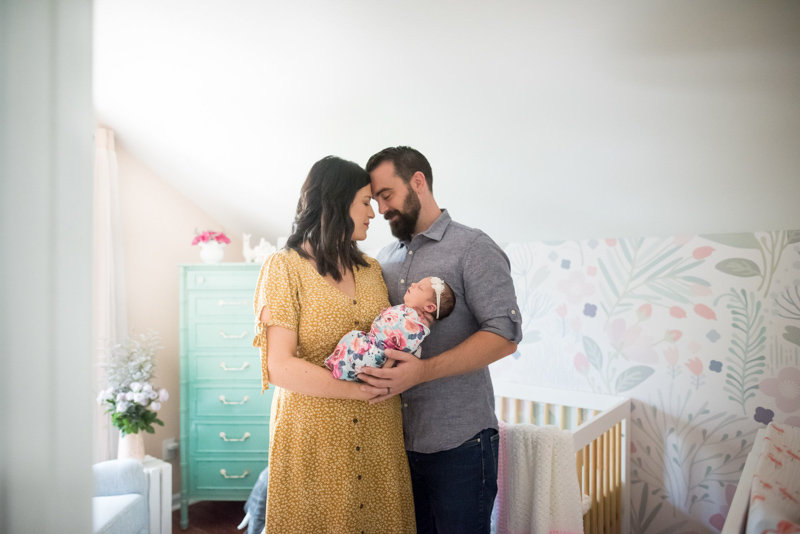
[324, 276, 456, 381]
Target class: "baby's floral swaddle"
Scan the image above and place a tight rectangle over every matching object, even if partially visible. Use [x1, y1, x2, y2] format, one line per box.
[325, 304, 430, 381]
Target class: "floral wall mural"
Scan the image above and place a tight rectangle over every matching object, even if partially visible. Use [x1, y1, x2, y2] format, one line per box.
[489, 229, 800, 533]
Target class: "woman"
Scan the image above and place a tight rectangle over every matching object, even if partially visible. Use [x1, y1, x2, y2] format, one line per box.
[252, 156, 415, 533]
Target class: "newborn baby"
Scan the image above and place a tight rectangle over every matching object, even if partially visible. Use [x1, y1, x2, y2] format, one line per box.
[324, 276, 455, 381]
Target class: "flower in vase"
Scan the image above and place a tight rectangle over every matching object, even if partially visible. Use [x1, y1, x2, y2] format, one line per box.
[191, 230, 231, 246]
[97, 332, 169, 436]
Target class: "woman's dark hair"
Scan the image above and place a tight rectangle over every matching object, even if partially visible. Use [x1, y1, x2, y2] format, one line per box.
[285, 156, 370, 281]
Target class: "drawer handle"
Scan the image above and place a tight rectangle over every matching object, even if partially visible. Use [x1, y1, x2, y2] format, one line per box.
[219, 362, 250, 371]
[219, 431, 251, 442]
[219, 395, 249, 405]
[219, 330, 248, 339]
[217, 299, 249, 307]
[220, 469, 250, 479]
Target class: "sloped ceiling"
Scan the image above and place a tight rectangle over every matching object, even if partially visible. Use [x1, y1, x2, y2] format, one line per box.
[94, 1, 800, 251]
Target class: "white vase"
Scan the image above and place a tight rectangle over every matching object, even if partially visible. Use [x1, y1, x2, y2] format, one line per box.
[117, 431, 145, 461]
[199, 241, 225, 264]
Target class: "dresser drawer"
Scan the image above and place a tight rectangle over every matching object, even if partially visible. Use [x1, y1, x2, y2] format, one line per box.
[194, 354, 262, 381]
[189, 291, 253, 319]
[186, 268, 260, 291]
[194, 384, 269, 417]
[193, 458, 268, 492]
[194, 421, 269, 454]
[190, 321, 255, 349]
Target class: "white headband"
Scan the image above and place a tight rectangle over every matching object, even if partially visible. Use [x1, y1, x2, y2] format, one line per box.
[430, 277, 445, 319]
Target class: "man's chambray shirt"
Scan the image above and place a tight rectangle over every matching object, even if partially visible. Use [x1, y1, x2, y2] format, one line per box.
[377, 210, 522, 453]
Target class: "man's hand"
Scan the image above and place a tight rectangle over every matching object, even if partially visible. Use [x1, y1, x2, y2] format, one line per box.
[358, 349, 427, 404]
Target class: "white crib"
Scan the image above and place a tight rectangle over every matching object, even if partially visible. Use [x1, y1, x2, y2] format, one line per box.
[494, 381, 631, 534]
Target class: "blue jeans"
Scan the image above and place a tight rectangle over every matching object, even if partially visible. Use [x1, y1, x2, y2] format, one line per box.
[406, 428, 499, 534]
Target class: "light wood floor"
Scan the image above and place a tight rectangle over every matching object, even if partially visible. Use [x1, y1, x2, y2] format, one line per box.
[172, 500, 247, 534]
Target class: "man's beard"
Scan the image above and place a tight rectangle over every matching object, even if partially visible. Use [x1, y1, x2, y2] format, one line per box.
[384, 186, 421, 242]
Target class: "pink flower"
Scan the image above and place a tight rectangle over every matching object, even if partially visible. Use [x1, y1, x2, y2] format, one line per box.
[586, 266, 597, 276]
[669, 306, 686, 318]
[760, 367, 800, 412]
[383, 308, 401, 324]
[574, 352, 589, 374]
[385, 330, 407, 351]
[607, 318, 657, 363]
[692, 246, 714, 260]
[191, 230, 230, 246]
[665, 329, 683, 343]
[556, 303, 568, 318]
[664, 346, 679, 367]
[694, 303, 717, 320]
[605, 238, 617, 247]
[637, 303, 652, 320]
[685, 357, 703, 376]
[556, 272, 595, 304]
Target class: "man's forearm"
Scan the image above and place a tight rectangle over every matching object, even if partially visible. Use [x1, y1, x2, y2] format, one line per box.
[423, 330, 517, 382]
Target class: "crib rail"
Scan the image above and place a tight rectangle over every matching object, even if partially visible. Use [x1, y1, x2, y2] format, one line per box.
[493, 381, 630, 534]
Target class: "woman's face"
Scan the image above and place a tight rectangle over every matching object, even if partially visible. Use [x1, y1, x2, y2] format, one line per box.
[349, 184, 375, 241]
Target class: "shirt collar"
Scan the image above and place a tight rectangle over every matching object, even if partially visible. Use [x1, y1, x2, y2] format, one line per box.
[402, 209, 450, 246]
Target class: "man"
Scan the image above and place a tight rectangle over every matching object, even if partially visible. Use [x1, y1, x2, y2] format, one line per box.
[358, 146, 522, 534]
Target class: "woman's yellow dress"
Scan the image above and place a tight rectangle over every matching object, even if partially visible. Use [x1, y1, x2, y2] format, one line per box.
[253, 249, 415, 534]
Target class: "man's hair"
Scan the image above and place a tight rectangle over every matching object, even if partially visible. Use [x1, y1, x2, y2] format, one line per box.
[285, 156, 370, 281]
[435, 281, 456, 320]
[366, 146, 433, 192]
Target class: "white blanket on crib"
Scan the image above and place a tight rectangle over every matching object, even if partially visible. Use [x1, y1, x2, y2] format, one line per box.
[494, 421, 584, 534]
[744, 422, 800, 534]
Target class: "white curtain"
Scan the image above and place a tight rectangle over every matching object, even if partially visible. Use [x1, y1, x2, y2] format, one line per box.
[92, 127, 127, 462]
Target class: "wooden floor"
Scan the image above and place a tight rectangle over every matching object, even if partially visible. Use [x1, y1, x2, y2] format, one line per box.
[172, 500, 248, 534]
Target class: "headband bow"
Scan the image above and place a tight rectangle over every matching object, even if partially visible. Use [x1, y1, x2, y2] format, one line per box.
[430, 277, 445, 319]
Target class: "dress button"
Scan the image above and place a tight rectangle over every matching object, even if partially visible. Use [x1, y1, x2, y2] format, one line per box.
[400, 278, 405, 284]
[360, 503, 364, 509]
[356, 446, 360, 451]
[354, 320, 359, 325]
[357, 474, 362, 480]
[353, 299, 357, 305]
[408, 250, 413, 255]
[353, 418, 358, 423]
[511, 310, 516, 315]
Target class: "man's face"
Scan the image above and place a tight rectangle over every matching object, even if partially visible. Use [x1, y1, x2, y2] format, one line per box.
[370, 161, 421, 241]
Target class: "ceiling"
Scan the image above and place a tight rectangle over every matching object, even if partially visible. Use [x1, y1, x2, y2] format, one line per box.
[94, 1, 800, 250]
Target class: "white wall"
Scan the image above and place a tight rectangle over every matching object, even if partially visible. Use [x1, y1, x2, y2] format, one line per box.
[1, 1, 93, 533]
[117, 143, 245, 492]
[94, 0, 800, 251]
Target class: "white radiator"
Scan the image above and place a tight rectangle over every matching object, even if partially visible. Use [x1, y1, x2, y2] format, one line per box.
[143, 455, 173, 534]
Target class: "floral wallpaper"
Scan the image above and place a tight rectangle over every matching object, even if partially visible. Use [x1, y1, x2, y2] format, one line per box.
[489, 230, 800, 533]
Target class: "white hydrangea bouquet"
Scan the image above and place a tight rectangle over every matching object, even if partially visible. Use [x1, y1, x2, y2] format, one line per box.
[96, 332, 169, 436]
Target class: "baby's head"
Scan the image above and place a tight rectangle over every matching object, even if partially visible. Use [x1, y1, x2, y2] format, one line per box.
[403, 276, 455, 322]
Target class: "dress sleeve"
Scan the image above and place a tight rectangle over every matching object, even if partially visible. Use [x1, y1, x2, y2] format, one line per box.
[252, 251, 300, 391]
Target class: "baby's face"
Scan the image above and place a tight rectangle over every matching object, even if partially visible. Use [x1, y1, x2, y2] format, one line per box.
[403, 277, 436, 312]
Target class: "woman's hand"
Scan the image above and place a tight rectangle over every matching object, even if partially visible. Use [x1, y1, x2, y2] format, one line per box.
[351, 381, 392, 402]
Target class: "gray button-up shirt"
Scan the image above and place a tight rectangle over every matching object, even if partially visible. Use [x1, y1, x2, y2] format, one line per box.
[377, 210, 522, 453]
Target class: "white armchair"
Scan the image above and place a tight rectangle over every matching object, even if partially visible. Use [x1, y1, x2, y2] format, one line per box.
[92, 459, 149, 534]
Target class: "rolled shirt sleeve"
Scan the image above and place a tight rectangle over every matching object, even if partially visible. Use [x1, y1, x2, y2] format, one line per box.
[462, 233, 522, 344]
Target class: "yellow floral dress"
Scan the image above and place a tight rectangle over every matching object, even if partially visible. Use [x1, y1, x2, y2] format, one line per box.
[252, 249, 415, 534]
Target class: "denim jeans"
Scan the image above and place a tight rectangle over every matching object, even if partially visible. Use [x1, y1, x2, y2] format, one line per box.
[406, 428, 499, 534]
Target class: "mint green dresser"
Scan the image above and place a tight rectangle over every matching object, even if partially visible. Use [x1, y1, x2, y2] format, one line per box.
[179, 263, 272, 529]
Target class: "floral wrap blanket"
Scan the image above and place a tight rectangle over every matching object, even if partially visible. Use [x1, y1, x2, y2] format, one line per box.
[325, 304, 429, 381]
